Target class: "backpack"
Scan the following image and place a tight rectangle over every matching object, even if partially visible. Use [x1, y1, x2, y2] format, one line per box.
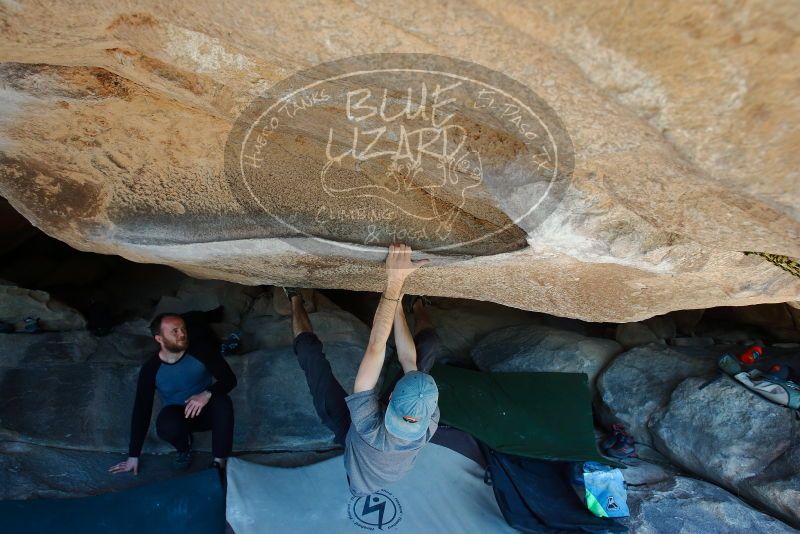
[718, 352, 800, 413]
[482, 446, 627, 533]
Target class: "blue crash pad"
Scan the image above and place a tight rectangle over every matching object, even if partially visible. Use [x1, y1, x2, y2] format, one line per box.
[0, 468, 225, 534]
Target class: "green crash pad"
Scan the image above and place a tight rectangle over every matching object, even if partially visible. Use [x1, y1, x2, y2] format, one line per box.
[386, 364, 612, 464]
[0, 468, 225, 534]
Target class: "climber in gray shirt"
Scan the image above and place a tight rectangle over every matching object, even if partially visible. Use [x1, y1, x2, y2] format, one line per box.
[288, 243, 440, 496]
[344, 380, 439, 495]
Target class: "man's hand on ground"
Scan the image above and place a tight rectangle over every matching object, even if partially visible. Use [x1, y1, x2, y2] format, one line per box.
[108, 456, 139, 475]
[386, 243, 429, 285]
[185, 390, 212, 418]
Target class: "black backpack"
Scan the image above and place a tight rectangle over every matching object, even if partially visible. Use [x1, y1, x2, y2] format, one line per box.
[482, 446, 627, 533]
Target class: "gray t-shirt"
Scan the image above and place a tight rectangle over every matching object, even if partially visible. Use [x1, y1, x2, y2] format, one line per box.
[344, 388, 439, 496]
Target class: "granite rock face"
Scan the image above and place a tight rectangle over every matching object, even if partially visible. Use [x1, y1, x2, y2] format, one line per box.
[0, 362, 141, 451]
[615, 322, 661, 349]
[241, 310, 370, 353]
[650, 378, 794, 484]
[650, 377, 800, 527]
[91, 332, 158, 363]
[423, 299, 543, 364]
[0, 285, 86, 332]
[0, 331, 98, 366]
[596, 344, 717, 445]
[625, 475, 797, 533]
[598, 342, 800, 527]
[0, 440, 215, 500]
[471, 324, 622, 389]
[229, 343, 363, 451]
[0, 1, 798, 322]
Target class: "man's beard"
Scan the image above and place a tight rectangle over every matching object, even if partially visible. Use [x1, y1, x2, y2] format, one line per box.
[163, 338, 188, 352]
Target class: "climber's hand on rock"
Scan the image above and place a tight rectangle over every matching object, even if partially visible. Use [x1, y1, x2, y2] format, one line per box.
[386, 243, 429, 284]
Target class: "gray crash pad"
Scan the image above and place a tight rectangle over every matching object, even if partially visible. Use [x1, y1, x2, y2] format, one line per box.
[226, 443, 515, 533]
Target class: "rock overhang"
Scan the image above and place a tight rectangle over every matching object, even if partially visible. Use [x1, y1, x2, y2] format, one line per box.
[0, 1, 798, 322]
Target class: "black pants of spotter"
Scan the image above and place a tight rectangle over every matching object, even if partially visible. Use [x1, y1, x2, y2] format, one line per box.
[156, 393, 234, 458]
[293, 328, 443, 446]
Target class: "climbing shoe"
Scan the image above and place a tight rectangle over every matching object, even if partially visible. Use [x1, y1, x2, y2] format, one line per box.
[22, 317, 40, 333]
[605, 438, 637, 459]
[173, 449, 193, 471]
[283, 287, 303, 302]
[220, 332, 241, 357]
[601, 423, 637, 459]
[210, 459, 227, 488]
[404, 294, 432, 315]
[718, 354, 743, 376]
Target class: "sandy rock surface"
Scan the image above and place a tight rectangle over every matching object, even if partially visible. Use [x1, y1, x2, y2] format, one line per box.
[0, 1, 798, 321]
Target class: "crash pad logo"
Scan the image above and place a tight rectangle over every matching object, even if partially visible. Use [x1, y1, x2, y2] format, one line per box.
[226, 53, 573, 256]
[348, 490, 403, 530]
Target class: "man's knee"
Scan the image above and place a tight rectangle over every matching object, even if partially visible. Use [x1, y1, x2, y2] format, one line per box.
[156, 407, 187, 441]
[208, 392, 234, 416]
[414, 328, 443, 372]
[293, 331, 322, 356]
[294, 332, 328, 375]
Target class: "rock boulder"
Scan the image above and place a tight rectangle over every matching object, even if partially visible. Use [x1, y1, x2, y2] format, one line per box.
[0, 285, 86, 332]
[596, 344, 716, 444]
[1, 1, 798, 321]
[650, 376, 800, 526]
[471, 324, 622, 389]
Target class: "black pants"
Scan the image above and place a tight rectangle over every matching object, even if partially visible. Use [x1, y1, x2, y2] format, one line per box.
[156, 393, 234, 458]
[294, 328, 443, 446]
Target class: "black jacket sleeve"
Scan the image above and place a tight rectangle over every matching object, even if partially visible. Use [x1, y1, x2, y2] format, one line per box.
[197, 349, 238, 395]
[183, 315, 237, 396]
[128, 357, 160, 457]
